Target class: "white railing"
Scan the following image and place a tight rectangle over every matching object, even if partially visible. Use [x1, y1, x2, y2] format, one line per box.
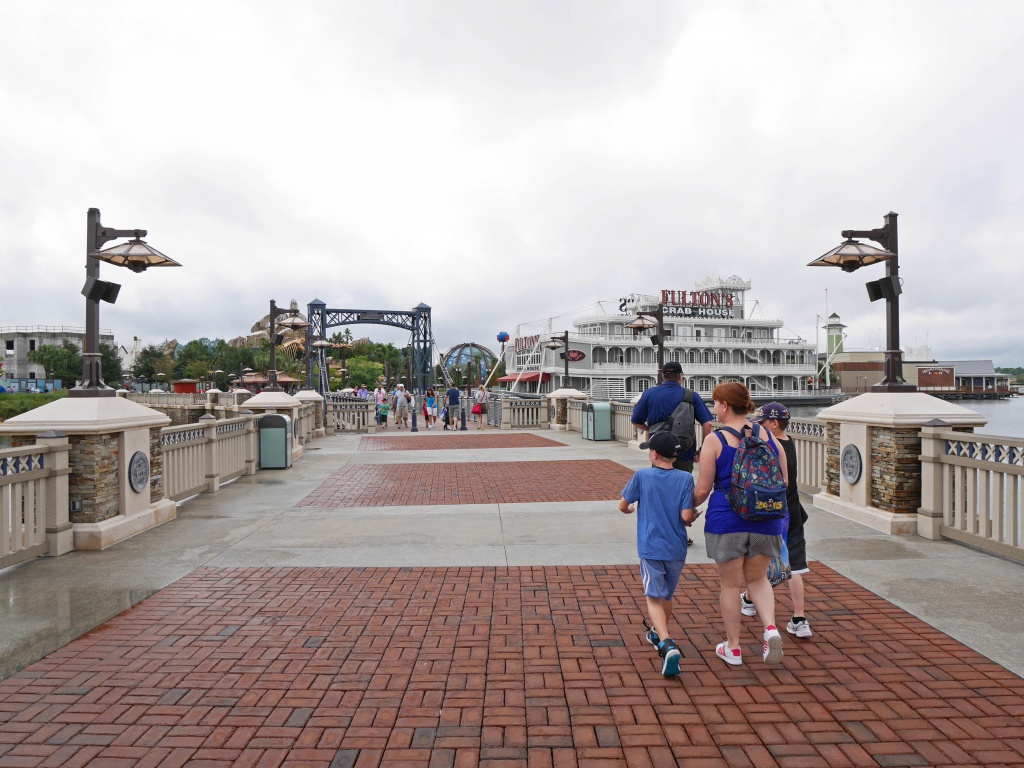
[0, 325, 111, 335]
[501, 398, 550, 429]
[920, 424, 1024, 563]
[328, 400, 376, 432]
[591, 362, 815, 373]
[125, 392, 207, 406]
[0, 436, 70, 569]
[611, 402, 636, 443]
[788, 417, 827, 494]
[567, 399, 584, 431]
[161, 415, 258, 502]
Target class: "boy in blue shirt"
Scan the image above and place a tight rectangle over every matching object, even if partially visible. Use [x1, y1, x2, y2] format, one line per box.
[618, 431, 699, 676]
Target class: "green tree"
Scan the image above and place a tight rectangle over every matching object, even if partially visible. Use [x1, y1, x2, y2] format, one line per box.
[131, 344, 168, 381]
[28, 341, 81, 383]
[174, 339, 214, 380]
[99, 342, 123, 386]
[345, 356, 383, 388]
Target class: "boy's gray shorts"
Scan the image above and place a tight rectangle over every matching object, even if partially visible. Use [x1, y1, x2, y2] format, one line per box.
[640, 558, 686, 600]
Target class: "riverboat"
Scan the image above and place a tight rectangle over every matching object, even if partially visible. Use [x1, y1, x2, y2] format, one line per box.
[500, 276, 833, 403]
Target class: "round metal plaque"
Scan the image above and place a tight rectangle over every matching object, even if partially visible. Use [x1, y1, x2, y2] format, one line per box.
[840, 444, 862, 484]
[128, 451, 150, 494]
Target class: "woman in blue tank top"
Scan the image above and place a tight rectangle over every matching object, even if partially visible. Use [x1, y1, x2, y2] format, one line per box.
[694, 382, 788, 667]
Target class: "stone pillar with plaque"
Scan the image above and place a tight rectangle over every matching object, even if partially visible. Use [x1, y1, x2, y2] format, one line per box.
[0, 397, 175, 549]
[813, 393, 985, 535]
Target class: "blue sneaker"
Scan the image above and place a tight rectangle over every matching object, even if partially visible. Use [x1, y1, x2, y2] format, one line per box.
[644, 622, 660, 648]
[659, 639, 681, 676]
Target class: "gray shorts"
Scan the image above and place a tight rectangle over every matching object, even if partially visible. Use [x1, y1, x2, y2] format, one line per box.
[705, 532, 783, 563]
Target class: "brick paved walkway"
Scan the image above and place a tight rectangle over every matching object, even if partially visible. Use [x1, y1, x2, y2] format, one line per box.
[2, 564, 1022, 767]
[358, 435, 566, 452]
[298, 461, 635, 507]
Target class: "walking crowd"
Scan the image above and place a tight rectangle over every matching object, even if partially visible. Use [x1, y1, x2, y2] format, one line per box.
[361, 363, 811, 679]
[622, 361, 811, 676]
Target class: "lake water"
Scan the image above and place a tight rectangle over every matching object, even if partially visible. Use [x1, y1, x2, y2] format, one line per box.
[789, 396, 1024, 439]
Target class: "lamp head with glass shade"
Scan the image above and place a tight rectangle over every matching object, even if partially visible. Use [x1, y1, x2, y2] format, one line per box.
[807, 238, 896, 273]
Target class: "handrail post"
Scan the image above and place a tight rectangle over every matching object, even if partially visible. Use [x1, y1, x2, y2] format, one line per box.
[918, 419, 950, 540]
[37, 432, 73, 557]
[243, 411, 258, 475]
[200, 414, 220, 493]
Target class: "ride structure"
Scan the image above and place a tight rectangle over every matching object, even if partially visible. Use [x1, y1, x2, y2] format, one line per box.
[306, 300, 434, 397]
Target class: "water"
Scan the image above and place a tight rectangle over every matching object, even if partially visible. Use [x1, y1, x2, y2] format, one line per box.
[788, 396, 1024, 439]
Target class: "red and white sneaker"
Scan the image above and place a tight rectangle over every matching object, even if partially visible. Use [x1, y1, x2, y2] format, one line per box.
[763, 626, 783, 664]
[716, 641, 743, 666]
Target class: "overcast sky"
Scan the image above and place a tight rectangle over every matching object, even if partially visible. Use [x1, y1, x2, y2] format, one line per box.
[2, 1, 1023, 364]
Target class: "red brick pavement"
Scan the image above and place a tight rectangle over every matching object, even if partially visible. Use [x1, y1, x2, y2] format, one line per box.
[357, 435, 567, 452]
[298, 461, 635, 507]
[2, 565, 1022, 768]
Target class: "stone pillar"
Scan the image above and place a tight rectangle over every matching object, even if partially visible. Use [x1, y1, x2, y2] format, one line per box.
[294, 388, 326, 438]
[553, 397, 568, 430]
[199, 413, 220, 493]
[0, 396, 175, 549]
[812, 393, 984, 535]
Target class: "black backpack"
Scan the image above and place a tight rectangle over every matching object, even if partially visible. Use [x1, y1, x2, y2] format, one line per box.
[649, 389, 696, 453]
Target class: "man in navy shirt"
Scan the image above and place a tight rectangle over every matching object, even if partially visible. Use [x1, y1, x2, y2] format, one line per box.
[631, 361, 714, 473]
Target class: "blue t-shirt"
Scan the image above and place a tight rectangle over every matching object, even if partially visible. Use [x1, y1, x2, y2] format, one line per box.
[621, 467, 695, 561]
[705, 426, 788, 536]
[630, 381, 713, 462]
[446, 387, 460, 406]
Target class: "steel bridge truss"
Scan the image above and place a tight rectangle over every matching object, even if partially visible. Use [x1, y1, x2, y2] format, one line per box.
[306, 300, 434, 397]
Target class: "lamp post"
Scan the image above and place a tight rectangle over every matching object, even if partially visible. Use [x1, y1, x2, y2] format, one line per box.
[808, 212, 913, 392]
[626, 305, 666, 382]
[72, 208, 181, 398]
[265, 300, 308, 392]
[545, 330, 571, 388]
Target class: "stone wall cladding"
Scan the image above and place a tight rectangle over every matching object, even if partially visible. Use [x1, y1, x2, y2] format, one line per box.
[825, 422, 840, 496]
[68, 433, 120, 523]
[10, 436, 35, 449]
[870, 427, 921, 515]
[149, 429, 164, 503]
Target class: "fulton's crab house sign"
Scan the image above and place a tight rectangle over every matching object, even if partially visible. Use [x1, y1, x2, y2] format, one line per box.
[619, 289, 737, 318]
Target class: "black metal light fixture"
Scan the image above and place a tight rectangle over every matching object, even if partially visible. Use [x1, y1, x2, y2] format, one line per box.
[626, 305, 667, 382]
[265, 300, 309, 392]
[545, 330, 571, 387]
[71, 208, 181, 398]
[808, 212, 913, 392]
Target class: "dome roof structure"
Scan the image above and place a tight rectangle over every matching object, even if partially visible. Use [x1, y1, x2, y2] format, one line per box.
[442, 342, 497, 370]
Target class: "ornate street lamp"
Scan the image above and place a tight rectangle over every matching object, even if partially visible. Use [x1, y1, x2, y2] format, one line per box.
[265, 300, 308, 392]
[72, 208, 181, 397]
[809, 212, 913, 392]
[545, 331, 571, 388]
[626, 305, 667, 382]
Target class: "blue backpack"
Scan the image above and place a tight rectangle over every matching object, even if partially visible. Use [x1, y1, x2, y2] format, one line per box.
[718, 424, 788, 522]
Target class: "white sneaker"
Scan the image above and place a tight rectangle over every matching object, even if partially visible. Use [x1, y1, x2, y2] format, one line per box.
[740, 592, 757, 617]
[787, 619, 813, 638]
[763, 626, 783, 664]
[716, 641, 743, 666]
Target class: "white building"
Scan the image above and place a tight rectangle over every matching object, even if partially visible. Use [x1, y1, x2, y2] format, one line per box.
[501, 276, 818, 400]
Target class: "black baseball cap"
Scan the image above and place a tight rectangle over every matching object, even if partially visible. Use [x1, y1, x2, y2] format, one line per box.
[662, 361, 683, 375]
[640, 432, 681, 459]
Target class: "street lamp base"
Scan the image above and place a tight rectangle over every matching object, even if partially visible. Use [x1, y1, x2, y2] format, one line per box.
[69, 385, 118, 398]
[871, 382, 917, 393]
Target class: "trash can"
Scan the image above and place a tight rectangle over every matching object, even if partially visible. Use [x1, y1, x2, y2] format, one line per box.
[582, 402, 594, 440]
[591, 402, 612, 441]
[259, 413, 293, 469]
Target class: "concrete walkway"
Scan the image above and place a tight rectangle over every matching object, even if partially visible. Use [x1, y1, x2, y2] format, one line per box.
[1, 428, 1023, 767]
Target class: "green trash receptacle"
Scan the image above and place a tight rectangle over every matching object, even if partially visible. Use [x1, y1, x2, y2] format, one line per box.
[259, 414, 293, 469]
[591, 402, 612, 441]
[582, 402, 594, 440]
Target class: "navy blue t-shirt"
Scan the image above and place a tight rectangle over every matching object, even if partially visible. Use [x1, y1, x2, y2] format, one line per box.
[631, 381, 714, 461]
[621, 467, 695, 561]
[446, 387, 460, 406]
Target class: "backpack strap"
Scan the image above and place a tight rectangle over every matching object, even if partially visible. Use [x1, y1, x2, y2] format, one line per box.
[716, 425, 748, 440]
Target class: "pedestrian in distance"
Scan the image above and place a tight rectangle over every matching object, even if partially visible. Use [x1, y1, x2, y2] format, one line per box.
[375, 385, 389, 428]
[618, 431, 699, 677]
[631, 361, 714, 473]
[445, 384, 460, 430]
[393, 384, 411, 429]
[741, 402, 812, 638]
[693, 382, 789, 667]
[474, 384, 488, 430]
[425, 388, 438, 429]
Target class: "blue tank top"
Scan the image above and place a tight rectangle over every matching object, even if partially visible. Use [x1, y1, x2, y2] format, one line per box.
[705, 426, 788, 536]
